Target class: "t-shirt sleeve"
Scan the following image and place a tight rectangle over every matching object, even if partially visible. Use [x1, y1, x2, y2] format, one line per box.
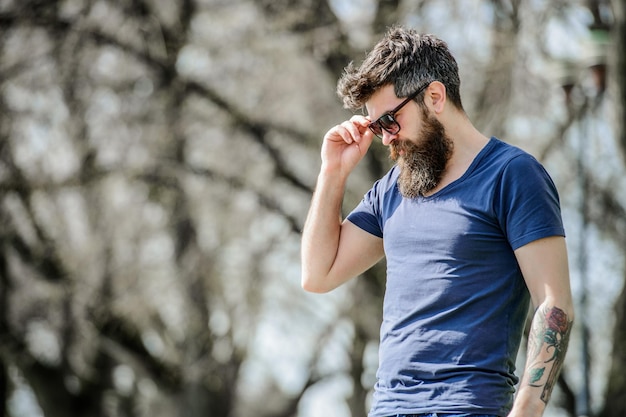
[346, 180, 385, 238]
[496, 154, 565, 250]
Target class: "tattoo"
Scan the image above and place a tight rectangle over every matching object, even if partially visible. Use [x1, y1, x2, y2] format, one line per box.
[526, 305, 572, 403]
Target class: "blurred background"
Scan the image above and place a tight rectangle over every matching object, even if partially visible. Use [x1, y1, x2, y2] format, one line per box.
[0, 0, 624, 416]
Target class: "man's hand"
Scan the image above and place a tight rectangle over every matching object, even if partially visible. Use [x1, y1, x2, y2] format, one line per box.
[321, 115, 375, 179]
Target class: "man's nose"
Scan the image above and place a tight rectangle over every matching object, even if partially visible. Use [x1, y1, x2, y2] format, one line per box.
[381, 130, 398, 146]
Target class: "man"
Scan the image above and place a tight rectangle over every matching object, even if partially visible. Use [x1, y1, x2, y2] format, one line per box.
[301, 27, 574, 417]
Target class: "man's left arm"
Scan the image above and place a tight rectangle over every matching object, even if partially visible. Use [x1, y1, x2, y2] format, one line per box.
[509, 235, 575, 417]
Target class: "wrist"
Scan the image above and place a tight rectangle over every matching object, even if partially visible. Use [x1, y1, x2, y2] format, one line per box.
[319, 163, 350, 184]
[508, 387, 547, 417]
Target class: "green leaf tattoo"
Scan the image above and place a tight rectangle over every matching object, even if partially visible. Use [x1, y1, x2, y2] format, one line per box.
[529, 367, 545, 385]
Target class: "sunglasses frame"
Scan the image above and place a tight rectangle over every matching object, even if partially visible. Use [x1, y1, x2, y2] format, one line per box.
[368, 82, 432, 139]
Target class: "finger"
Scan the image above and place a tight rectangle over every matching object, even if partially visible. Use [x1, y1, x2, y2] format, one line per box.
[327, 124, 355, 144]
[358, 125, 375, 151]
[349, 115, 372, 129]
[341, 120, 364, 143]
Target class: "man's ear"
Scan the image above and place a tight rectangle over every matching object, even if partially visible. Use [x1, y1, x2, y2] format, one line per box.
[426, 81, 446, 114]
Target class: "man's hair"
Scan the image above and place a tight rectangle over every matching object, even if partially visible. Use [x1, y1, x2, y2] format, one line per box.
[337, 27, 463, 111]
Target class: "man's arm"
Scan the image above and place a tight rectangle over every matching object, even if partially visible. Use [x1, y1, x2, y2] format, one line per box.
[301, 115, 384, 293]
[510, 236, 574, 417]
[301, 173, 384, 293]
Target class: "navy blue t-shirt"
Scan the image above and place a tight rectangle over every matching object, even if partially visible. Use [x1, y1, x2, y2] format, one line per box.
[346, 138, 565, 417]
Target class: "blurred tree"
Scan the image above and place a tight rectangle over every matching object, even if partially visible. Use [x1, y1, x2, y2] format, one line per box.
[599, 1, 626, 416]
[0, 1, 624, 417]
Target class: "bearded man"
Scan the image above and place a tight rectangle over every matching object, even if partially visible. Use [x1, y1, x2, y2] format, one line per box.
[301, 27, 574, 417]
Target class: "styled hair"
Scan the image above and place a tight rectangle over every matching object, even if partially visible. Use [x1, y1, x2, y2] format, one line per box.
[337, 27, 463, 111]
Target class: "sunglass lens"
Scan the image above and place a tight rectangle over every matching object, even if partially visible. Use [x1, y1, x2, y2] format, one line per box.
[379, 114, 397, 132]
[369, 123, 383, 137]
[369, 114, 400, 138]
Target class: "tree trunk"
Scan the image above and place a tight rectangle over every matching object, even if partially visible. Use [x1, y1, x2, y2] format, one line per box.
[599, 271, 626, 417]
[611, 0, 626, 162]
[599, 2, 626, 415]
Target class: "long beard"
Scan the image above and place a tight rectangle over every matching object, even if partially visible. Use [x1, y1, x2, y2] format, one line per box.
[390, 112, 453, 198]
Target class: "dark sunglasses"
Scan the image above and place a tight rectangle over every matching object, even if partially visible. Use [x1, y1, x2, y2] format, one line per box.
[368, 82, 432, 139]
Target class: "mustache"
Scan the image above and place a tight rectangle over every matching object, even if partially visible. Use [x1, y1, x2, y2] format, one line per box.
[390, 139, 432, 162]
[390, 140, 412, 161]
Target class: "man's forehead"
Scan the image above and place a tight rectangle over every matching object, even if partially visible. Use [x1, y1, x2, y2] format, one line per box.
[365, 85, 400, 118]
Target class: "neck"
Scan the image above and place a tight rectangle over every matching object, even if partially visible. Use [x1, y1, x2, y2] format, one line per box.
[444, 111, 489, 166]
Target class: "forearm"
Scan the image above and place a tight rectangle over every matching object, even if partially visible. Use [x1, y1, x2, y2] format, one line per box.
[300, 169, 347, 293]
[509, 302, 574, 416]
